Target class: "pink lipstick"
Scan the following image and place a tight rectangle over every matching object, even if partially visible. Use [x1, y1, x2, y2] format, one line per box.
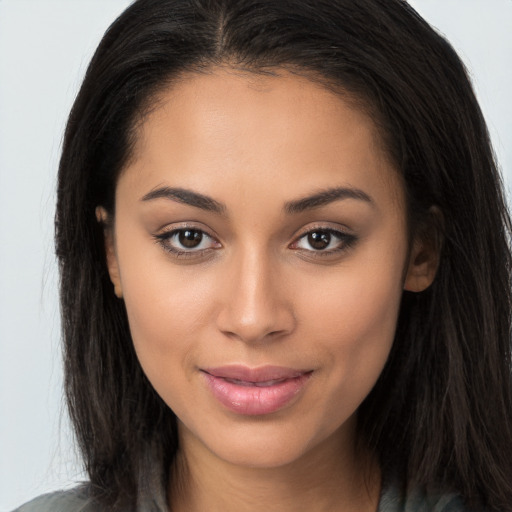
[201, 365, 312, 415]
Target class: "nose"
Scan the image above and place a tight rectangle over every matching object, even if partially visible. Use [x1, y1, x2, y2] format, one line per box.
[215, 247, 296, 344]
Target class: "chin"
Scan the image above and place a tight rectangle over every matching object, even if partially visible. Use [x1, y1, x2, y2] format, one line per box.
[179, 409, 355, 471]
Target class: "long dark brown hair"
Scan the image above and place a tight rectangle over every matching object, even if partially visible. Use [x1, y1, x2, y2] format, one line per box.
[56, 0, 512, 510]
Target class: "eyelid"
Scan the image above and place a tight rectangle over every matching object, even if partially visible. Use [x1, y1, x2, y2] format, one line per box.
[153, 222, 222, 258]
[290, 222, 353, 242]
[152, 221, 357, 260]
[289, 224, 358, 256]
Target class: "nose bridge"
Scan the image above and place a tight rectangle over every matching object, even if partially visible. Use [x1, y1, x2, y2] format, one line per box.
[216, 243, 294, 343]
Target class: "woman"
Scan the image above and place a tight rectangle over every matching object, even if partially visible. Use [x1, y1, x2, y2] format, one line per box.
[15, 0, 512, 510]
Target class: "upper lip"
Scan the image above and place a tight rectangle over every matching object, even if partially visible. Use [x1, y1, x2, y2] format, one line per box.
[202, 365, 311, 383]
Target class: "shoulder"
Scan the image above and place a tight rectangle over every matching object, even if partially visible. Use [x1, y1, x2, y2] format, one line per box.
[11, 486, 98, 512]
[379, 483, 468, 512]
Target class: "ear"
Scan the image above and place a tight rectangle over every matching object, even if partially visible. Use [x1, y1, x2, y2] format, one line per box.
[404, 207, 443, 293]
[96, 206, 123, 298]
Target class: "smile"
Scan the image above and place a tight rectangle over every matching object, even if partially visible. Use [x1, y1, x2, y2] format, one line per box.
[223, 378, 288, 387]
[201, 365, 313, 416]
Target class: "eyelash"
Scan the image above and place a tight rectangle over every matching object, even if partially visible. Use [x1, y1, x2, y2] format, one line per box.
[153, 226, 220, 259]
[153, 226, 357, 259]
[290, 227, 357, 257]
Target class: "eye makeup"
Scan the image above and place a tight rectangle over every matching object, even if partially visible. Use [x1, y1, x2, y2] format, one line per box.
[290, 227, 358, 258]
[152, 223, 221, 259]
[152, 221, 358, 263]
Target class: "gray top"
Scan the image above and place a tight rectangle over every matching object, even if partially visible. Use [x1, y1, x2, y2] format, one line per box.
[12, 483, 467, 512]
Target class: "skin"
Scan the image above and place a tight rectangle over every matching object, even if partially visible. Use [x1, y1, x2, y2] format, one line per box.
[100, 68, 438, 512]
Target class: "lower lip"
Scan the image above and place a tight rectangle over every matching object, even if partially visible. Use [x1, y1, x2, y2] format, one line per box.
[202, 372, 312, 415]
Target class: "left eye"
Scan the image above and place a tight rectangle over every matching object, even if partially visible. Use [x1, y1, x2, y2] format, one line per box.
[155, 228, 219, 254]
[293, 229, 354, 252]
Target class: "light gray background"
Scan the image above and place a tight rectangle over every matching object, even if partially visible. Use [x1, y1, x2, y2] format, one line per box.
[0, 1, 511, 510]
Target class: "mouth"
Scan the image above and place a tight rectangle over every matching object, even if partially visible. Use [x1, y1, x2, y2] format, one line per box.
[201, 365, 313, 416]
[220, 377, 292, 387]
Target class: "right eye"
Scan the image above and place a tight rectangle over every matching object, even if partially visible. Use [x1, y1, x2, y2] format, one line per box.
[154, 228, 221, 257]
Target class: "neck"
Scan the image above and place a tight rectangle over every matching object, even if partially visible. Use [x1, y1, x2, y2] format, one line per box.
[169, 425, 381, 512]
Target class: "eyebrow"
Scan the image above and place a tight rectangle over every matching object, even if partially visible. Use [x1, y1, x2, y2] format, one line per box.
[141, 186, 226, 215]
[284, 187, 374, 214]
[141, 185, 374, 215]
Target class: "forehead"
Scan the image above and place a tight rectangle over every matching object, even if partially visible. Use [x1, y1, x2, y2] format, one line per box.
[123, 67, 404, 211]
[135, 68, 383, 158]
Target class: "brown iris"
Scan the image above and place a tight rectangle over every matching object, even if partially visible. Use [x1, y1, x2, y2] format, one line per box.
[307, 231, 331, 250]
[178, 229, 203, 248]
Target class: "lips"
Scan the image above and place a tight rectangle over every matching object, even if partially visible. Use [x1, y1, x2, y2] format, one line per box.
[201, 365, 312, 415]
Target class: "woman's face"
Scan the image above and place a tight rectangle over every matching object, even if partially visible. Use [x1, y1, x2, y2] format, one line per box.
[103, 69, 432, 469]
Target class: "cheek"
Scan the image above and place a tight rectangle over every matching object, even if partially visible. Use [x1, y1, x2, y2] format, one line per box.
[298, 249, 405, 404]
[116, 245, 218, 388]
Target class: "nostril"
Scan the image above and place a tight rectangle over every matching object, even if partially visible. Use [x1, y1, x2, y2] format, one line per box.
[267, 330, 285, 338]
[220, 328, 284, 343]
